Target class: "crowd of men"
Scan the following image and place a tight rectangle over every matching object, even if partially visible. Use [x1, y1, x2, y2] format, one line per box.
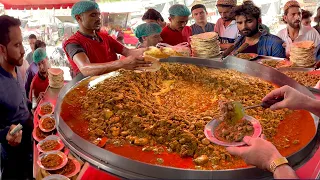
[0, 0, 320, 179]
[138, 0, 320, 59]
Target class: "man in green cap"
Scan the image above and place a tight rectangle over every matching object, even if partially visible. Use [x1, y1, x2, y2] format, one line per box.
[29, 48, 49, 102]
[135, 23, 163, 48]
[160, 4, 192, 46]
[63, 1, 151, 77]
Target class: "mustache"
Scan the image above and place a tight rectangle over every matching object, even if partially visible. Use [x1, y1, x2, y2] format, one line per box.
[241, 29, 251, 32]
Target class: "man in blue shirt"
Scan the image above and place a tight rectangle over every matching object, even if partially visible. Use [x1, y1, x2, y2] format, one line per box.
[233, 1, 286, 58]
[0, 15, 33, 179]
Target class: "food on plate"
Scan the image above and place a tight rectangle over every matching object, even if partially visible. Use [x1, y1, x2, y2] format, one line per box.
[218, 101, 245, 124]
[283, 71, 320, 87]
[41, 154, 63, 169]
[40, 103, 53, 115]
[190, 32, 220, 58]
[236, 53, 258, 60]
[40, 140, 60, 151]
[61, 63, 303, 170]
[144, 46, 169, 59]
[36, 127, 52, 140]
[261, 59, 280, 68]
[290, 41, 315, 67]
[161, 47, 183, 57]
[42, 116, 55, 130]
[215, 119, 254, 142]
[49, 159, 76, 176]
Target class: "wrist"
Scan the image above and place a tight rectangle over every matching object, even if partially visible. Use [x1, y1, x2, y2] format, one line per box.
[267, 152, 284, 172]
[304, 97, 320, 113]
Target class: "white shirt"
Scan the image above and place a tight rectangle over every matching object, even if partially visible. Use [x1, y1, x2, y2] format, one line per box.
[277, 25, 320, 56]
[214, 18, 239, 44]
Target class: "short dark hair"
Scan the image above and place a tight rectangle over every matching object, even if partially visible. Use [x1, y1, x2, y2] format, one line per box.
[28, 34, 36, 39]
[302, 9, 312, 20]
[232, 1, 261, 20]
[35, 40, 46, 50]
[142, 9, 164, 22]
[217, 4, 234, 8]
[0, 15, 21, 46]
[191, 4, 207, 13]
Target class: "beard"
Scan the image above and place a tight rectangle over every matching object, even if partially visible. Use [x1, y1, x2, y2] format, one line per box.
[6, 53, 23, 67]
[288, 20, 301, 29]
[240, 24, 259, 37]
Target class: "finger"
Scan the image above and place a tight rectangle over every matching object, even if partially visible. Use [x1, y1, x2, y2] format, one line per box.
[243, 136, 253, 145]
[136, 64, 152, 68]
[136, 60, 152, 64]
[9, 125, 16, 131]
[261, 134, 267, 140]
[262, 85, 291, 102]
[269, 101, 287, 110]
[135, 56, 144, 61]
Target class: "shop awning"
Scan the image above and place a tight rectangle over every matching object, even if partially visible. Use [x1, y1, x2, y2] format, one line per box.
[0, 0, 79, 10]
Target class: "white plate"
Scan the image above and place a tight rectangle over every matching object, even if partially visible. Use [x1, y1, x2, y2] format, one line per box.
[43, 174, 70, 180]
[204, 115, 262, 147]
[37, 150, 68, 171]
[39, 102, 54, 117]
[39, 115, 56, 132]
[37, 135, 64, 153]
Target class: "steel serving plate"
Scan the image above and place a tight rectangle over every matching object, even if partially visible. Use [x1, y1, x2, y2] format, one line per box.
[54, 56, 319, 179]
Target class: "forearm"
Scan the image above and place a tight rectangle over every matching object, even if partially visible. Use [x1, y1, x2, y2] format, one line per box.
[273, 165, 298, 179]
[79, 60, 124, 76]
[305, 98, 320, 118]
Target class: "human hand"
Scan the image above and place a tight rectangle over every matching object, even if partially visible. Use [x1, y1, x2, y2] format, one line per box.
[262, 85, 312, 110]
[130, 48, 147, 57]
[6, 125, 23, 147]
[282, 43, 286, 48]
[226, 135, 282, 171]
[121, 56, 152, 70]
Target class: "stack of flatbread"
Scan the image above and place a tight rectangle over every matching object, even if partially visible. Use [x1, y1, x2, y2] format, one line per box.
[190, 32, 220, 58]
[290, 41, 316, 67]
[48, 68, 64, 88]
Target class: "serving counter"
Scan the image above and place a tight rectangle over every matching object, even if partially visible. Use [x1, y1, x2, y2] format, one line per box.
[34, 56, 320, 179]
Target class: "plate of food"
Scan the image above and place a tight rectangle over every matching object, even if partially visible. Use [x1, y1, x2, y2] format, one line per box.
[39, 102, 54, 116]
[236, 53, 258, 61]
[39, 115, 56, 132]
[48, 158, 81, 178]
[37, 135, 64, 153]
[33, 126, 55, 142]
[204, 101, 262, 147]
[260, 59, 292, 68]
[38, 150, 68, 171]
[43, 174, 70, 180]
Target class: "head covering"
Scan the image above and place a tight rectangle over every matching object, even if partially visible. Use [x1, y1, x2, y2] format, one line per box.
[135, 23, 162, 39]
[216, 0, 237, 6]
[33, 48, 47, 64]
[284, 0, 300, 12]
[71, 1, 100, 19]
[169, 4, 191, 17]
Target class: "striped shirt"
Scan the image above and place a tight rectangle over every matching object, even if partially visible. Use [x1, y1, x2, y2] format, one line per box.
[214, 18, 239, 44]
[191, 23, 215, 35]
